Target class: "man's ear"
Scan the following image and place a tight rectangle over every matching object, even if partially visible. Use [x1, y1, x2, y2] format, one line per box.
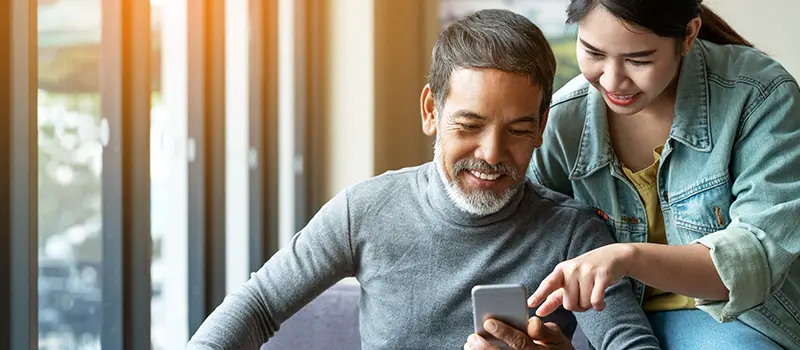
[421, 85, 437, 136]
[535, 108, 549, 147]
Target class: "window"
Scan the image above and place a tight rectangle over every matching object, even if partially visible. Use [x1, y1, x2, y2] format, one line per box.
[438, 0, 579, 91]
[224, 0, 251, 293]
[4, 0, 280, 346]
[37, 0, 103, 348]
[150, 0, 189, 348]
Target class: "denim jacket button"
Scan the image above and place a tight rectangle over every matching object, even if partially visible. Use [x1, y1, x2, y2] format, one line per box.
[662, 190, 669, 203]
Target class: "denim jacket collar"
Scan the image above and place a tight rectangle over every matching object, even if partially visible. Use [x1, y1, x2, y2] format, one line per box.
[568, 86, 614, 180]
[672, 40, 712, 152]
[569, 40, 712, 180]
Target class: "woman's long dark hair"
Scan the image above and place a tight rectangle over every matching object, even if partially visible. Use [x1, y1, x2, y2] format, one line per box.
[566, 0, 752, 47]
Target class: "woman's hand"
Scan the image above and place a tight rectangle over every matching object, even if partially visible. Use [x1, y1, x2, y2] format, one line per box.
[527, 243, 635, 316]
[463, 317, 573, 350]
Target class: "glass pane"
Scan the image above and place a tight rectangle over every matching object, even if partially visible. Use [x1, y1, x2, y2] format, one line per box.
[438, 0, 579, 91]
[225, 0, 250, 293]
[151, 0, 190, 348]
[37, 0, 103, 349]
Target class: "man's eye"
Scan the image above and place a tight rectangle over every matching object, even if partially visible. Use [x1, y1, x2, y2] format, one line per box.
[457, 123, 480, 130]
[510, 129, 534, 136]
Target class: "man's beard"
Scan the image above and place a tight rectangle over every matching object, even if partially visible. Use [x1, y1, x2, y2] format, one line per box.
[433, 139, 522, 216]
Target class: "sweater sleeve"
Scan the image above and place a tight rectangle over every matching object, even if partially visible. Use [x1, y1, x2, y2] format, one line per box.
[186, 189, 356, 350]
[567, 217, 661, 350]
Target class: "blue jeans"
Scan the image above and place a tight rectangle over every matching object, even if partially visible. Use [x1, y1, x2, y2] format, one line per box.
[647, 309, 783, 349]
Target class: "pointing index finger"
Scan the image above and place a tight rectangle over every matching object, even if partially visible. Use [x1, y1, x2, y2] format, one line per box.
[528, 269, 565, 308]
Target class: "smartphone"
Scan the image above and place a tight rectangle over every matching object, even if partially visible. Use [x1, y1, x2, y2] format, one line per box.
[471, 284, 529, 348]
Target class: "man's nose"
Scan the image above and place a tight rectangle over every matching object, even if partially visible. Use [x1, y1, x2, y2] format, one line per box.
[475, 130, 507, 166]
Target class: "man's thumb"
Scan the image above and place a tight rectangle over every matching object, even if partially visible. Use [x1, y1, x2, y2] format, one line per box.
[542, 321, 563, 339]
[527, 317, 564, 342]
[527, 317, 545, 339]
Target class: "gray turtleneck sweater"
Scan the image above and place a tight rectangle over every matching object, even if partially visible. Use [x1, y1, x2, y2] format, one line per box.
[187, 162, 659, 349]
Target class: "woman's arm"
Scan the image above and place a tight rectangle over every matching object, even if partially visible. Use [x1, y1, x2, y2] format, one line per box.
[625, 243, 729, 301]
[528, 242, 728, 317]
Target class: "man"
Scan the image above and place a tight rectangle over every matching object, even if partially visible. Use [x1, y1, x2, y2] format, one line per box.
[187, 9, 659, 350]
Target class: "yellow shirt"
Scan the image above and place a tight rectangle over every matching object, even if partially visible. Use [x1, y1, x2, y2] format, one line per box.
[622, 146, 696, 312]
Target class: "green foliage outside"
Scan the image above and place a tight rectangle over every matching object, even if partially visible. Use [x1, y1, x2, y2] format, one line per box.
[550, 36, 580, 93]
[38, 91, 103, 261]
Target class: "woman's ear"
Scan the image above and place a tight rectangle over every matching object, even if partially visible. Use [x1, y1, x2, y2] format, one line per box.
[421, 85, 437, 136]
[682, 17, 702, 55]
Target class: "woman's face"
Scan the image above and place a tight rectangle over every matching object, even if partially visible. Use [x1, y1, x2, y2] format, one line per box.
[576, 7, 685, 116]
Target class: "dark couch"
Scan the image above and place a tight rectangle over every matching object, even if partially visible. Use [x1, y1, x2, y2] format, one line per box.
[261, 283, 362, 350]
[262, 283, 592, 350]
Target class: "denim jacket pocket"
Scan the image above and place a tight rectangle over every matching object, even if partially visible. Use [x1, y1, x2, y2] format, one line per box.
[671, 174, 733, 235]
[602, 216, 617, 237]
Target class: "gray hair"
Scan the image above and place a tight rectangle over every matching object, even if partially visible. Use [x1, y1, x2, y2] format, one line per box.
[428, 9, 557, 118]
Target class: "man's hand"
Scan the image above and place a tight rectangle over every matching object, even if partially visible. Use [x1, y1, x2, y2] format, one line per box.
[463, 317, 573, 350]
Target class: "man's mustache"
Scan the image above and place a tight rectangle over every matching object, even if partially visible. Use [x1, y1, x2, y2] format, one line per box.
[451, 158, 519, 181]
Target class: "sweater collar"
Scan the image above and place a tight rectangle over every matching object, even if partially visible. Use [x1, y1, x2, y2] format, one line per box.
[422, 162, 526, 227]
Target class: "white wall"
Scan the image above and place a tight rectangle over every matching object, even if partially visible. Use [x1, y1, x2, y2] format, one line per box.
[325, 0, 376, 200]
[321, 0, 438, 201]
[706, 0, 800, 77]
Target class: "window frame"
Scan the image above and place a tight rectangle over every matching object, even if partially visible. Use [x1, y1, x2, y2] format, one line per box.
[0, 0, 37, 348]
[248, 0, 281, 268]
[99, 0, 153, 348]
[187, 0, 228, 336]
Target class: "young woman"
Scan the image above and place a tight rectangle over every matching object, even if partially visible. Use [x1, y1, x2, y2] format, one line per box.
[467, 0, 800, 349]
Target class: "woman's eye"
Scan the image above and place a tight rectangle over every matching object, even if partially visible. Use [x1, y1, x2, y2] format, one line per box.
[586, 51, 604, 59]
[627, 59, 652, 66]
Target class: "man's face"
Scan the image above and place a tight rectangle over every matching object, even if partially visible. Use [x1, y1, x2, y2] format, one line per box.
[421, 68, 545, 215]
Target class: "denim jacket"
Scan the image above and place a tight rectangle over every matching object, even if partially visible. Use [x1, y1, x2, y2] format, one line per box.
[530, 39, 800, 348]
